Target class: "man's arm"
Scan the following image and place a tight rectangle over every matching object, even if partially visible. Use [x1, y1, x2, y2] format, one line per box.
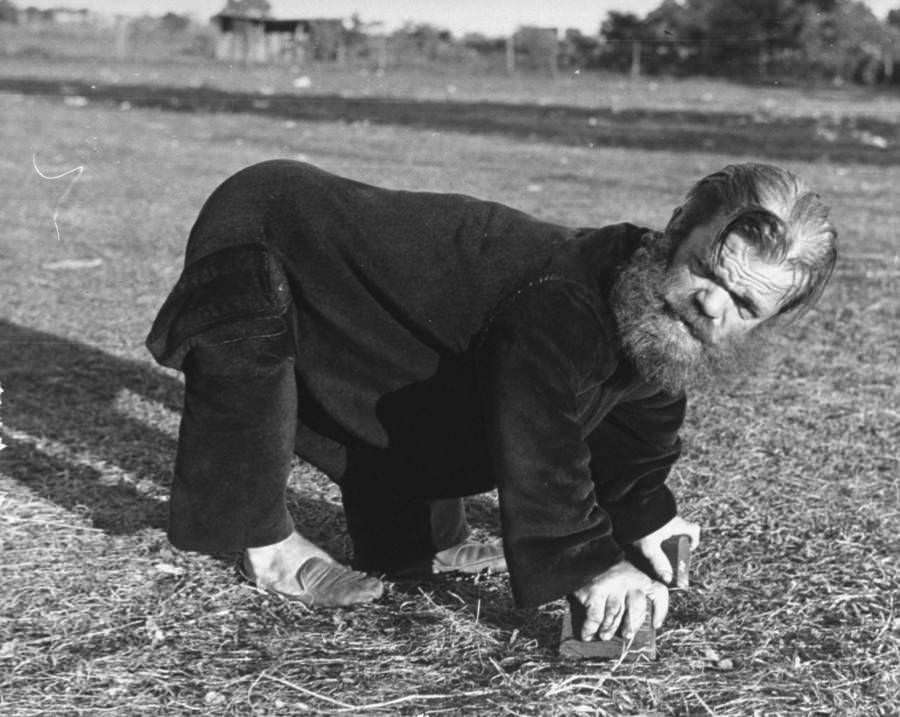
[476, 279, 626, 608]
[588, 390, 686, 543]
[587, 391, 700, 582]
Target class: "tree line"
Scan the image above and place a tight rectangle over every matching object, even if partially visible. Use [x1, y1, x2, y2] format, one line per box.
[3, 0, 899, 85]
[572, 0, 899, 85]
[339, 1, 900, 85]
[377, 1, 900, 86]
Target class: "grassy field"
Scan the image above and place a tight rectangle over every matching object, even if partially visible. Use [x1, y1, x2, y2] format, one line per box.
[5, 49, 900, 122]
[1, 72, 898, 716]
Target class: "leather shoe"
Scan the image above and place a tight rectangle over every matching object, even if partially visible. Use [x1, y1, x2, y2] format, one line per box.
[432, 538, 507, 575]
[244, 556, 384, 607]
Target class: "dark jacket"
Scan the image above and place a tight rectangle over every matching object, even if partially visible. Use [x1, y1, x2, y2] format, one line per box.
[147, 160, 684, 607]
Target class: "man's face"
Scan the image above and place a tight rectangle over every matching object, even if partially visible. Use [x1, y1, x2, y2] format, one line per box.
[612, 221, 799, 394]
[662, 220, 798, 346]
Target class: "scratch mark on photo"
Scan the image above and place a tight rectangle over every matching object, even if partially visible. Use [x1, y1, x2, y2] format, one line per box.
[32, 153, 84, 242]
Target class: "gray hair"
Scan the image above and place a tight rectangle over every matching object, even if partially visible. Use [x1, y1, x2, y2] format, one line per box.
[665, 163, 838, 316]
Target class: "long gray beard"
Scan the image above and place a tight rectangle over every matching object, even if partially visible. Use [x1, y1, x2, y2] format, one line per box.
[611, 232, 765, 395]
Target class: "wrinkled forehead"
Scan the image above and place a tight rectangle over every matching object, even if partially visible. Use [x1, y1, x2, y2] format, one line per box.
[716, 233, 802, 315]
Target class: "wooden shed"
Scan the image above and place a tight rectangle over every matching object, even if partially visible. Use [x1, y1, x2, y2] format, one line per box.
[212, 14, 345, 65]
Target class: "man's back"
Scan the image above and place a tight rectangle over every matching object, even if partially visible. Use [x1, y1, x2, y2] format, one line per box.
[185, 159, 576, 355]
[150, 158, 651, 492]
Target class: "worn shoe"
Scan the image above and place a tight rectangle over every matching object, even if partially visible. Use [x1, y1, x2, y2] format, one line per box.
[432, 539, 507, 575]
[244, 556, 384, 607]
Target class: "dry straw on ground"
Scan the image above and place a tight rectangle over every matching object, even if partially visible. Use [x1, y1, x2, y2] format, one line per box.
[1, 66, 898, 715]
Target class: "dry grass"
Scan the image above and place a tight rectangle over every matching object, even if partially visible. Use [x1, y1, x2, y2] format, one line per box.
[0, 77, 898, 716]
[4, 45, 900, 124]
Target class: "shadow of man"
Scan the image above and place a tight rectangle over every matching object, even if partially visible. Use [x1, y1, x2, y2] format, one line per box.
[0, 319, 349, 544]
[0, 320, 535, 638]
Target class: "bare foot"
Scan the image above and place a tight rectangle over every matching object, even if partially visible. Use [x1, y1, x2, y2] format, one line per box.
[245, 531, 383, 606]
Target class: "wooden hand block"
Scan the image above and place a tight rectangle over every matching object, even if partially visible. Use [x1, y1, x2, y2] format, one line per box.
[558, 535, 691, 659]
[662, 534, 691, 590]
[625, 534, 691, 588]
[559, 595, 656, 661]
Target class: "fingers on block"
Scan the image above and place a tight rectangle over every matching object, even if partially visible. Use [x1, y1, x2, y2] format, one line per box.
[560, 597, 657, 661]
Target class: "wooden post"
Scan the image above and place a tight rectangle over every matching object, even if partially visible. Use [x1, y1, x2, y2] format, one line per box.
[630, 39, 641, 78]
[214, 29, 229, 61]
[336, 34, 346, 66]
[251, 22, 266, 63]
[758, 42, 768, 80]
[237, 20, 249, 66]
[376, 34, 388, 73]
[549, 31, 559, 77]
[114, 15, 128, 60]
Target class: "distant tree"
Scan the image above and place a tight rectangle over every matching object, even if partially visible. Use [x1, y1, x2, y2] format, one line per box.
[599, 11, 647, 75]
[0, 0, 19, 24]
[462, 32, 506, 55]
[600, 11, 645, 45]
[160, 11, 190, 33]
[694, 0, 811, 78]
[594, 0, 895, 83]
[559, 28, 602, 70]
[887, 17, 900, 83]
[798, 0, 893, 83]
[888, 7, 900, 28]
[638, 0, 850, 78]
[219, 0, 270, 18]
[393, 22, 453, 61]
[642, 0, 705, 74]
[397, 21, 452, 43]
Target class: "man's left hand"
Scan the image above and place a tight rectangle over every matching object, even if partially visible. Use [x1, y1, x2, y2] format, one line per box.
[633, 516, 700, 584]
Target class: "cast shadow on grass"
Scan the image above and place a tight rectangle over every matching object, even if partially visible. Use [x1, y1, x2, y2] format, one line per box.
[1, 320, 179, 534]
[0, 320, 503, 546]
[0, 320, 346, 541]
[0, 320, 545, 643]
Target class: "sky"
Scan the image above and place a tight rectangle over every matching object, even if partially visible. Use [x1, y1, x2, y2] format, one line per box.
[24, 0, 898, 36]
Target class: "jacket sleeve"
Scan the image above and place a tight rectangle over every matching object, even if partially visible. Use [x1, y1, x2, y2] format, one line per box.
[476, 279, 625, 607]
[587, 390, 686, 546]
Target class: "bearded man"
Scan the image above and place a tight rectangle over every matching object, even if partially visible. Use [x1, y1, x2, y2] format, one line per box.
[147, 160, 836, 641]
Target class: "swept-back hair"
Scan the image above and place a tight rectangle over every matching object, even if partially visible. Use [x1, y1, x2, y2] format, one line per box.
[665, 163, 838, 316]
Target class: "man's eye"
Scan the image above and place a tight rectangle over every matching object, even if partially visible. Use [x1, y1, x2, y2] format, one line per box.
[691, 257, 712, 277]
[733, 296, 758, 319]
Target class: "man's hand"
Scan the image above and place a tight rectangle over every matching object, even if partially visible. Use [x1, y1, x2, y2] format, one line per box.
[572, 561, 669, 641]
[633, 516, 700, 584]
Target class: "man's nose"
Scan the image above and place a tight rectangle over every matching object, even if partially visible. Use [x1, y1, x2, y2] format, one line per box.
[693, 284, 729, 320]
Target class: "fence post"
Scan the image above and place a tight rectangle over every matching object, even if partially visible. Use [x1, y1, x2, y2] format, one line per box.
[376, 34, 388, 73]
[549, 32, 559, 77]
[630, 39, 641, 78]
[114, 15, 128, 60]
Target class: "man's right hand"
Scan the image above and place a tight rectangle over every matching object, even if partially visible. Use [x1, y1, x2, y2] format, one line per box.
[572, 560, 669, 641]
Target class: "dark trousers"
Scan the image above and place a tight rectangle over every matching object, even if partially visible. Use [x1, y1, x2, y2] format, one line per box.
[167, 336, 470, 569]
